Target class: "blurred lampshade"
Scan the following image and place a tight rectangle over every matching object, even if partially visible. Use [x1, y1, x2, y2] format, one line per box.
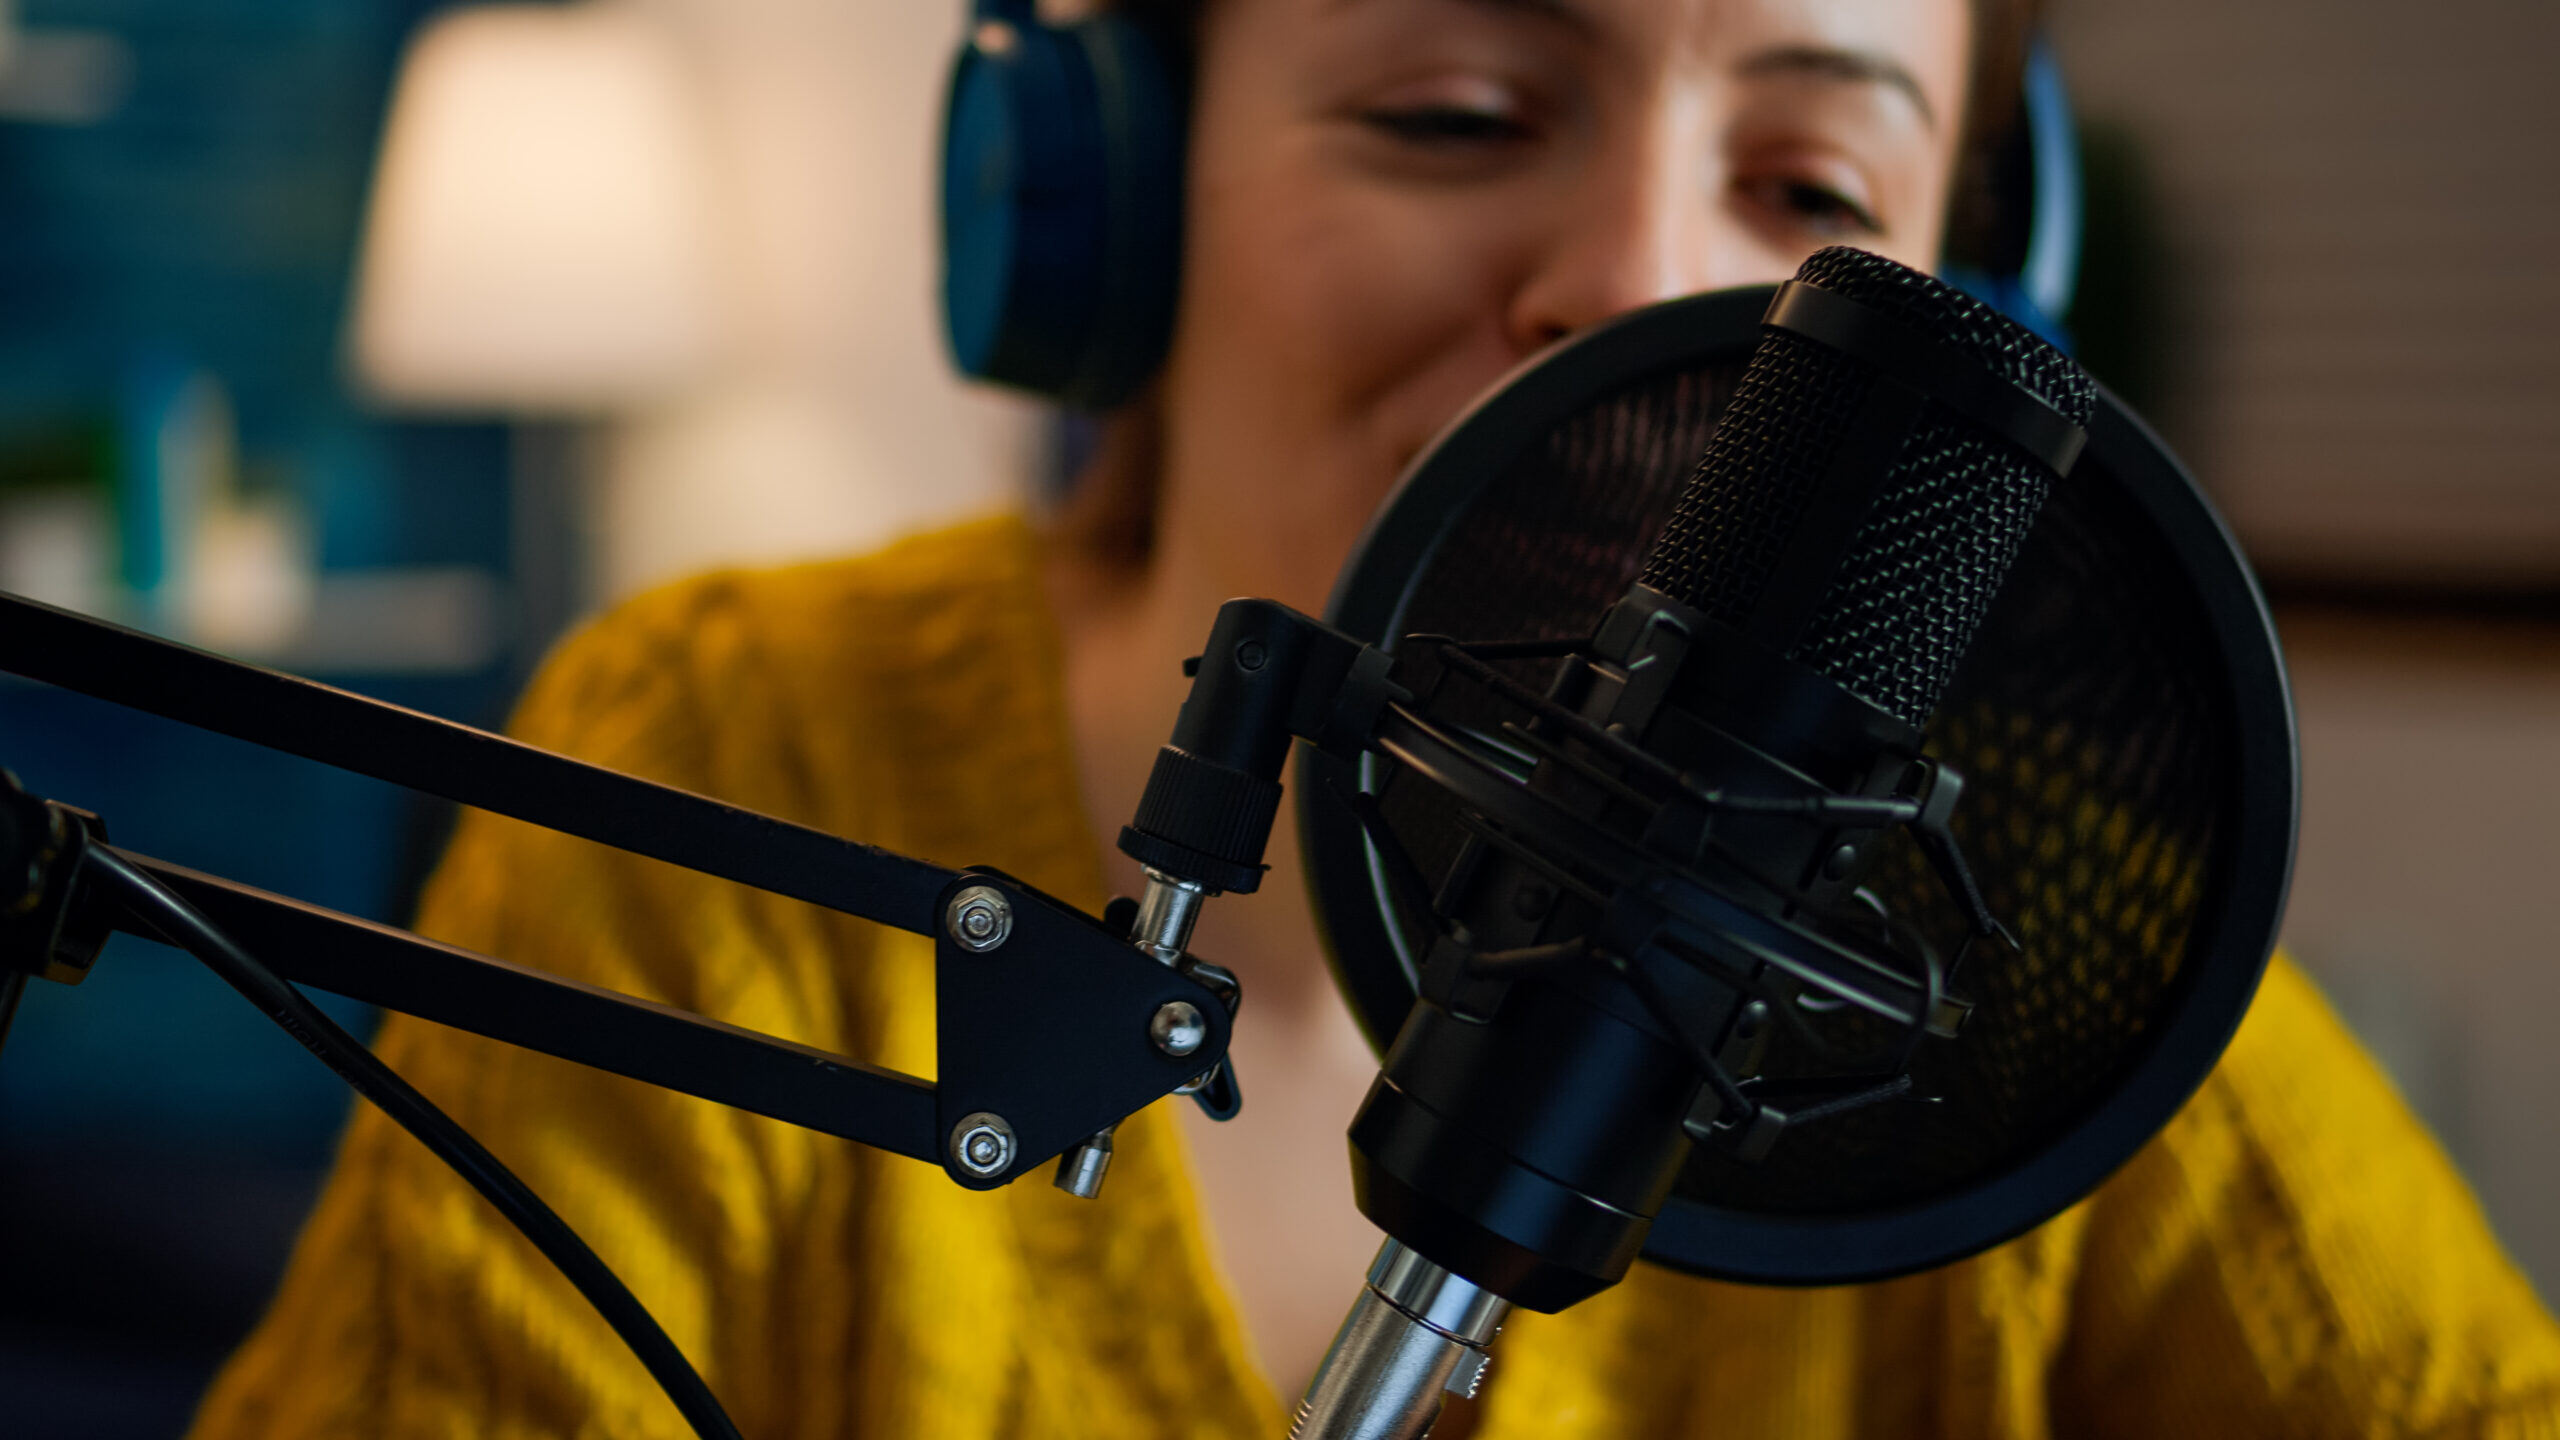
[350, 3, 718, 413]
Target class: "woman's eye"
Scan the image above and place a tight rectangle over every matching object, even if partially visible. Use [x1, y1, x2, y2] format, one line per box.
[1740, 176, 1884, 239]
[1359, 104, 1532, 147]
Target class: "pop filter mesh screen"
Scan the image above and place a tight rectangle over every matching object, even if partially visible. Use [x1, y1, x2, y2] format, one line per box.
[1369, 353, 2232, 1218]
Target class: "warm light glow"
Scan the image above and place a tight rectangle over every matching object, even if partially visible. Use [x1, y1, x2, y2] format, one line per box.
[350, 3, 718, 413]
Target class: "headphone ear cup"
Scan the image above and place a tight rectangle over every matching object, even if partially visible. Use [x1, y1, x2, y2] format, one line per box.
[1943, 37, 2082, 350]
[940, 11, 1184, 409]
[2011, 40, 2082, 331]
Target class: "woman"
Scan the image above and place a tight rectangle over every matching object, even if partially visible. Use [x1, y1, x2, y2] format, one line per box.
[192, 0, 2559, 1435]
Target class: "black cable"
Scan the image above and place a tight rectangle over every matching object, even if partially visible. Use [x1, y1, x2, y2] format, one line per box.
[81, 846, 745, 1440]
[0, 970, 26, 1058]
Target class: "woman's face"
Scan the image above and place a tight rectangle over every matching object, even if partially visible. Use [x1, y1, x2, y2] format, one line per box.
[1148, 0, 1971, 615]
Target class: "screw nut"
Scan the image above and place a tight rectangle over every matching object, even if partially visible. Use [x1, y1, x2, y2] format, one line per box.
[946, 884, 1013, 952]
[1150, 1000, 1207, 1058]
[949, 1111, 1016, 1178]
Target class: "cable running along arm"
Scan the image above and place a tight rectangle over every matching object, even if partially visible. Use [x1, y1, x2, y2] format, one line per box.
[82, 846, 747, 1440]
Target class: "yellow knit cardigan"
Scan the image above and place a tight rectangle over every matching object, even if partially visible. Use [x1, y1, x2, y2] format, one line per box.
[190, 516, 2560, 1439]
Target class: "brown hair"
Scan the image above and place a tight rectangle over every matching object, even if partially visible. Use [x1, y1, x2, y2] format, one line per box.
[1052, 0, 2047, 578]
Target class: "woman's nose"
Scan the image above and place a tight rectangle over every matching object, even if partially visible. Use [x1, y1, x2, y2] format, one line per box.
[1503, 142, 1729, 354]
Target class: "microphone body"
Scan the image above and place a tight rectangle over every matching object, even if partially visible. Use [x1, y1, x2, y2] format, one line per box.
[1295, 249, 2096, 1438]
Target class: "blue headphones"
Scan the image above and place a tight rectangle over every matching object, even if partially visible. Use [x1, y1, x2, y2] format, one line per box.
[1941, 40, 2082, 349]
[940, 7, 2079, 409]
[940, 0, 1186, 410]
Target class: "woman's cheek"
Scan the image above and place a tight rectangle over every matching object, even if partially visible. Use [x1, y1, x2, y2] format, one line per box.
[1212, 182, 1455, 397]
[1254, 176, 1537, 465]
[1174, 126, 1548, 590]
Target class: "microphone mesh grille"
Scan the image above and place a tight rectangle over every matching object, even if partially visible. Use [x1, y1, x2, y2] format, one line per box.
[1792, 412, 2053, 724]
[1633, 331, 1873, 628]
[1794, 244, 2092, 402]
[1636, 248, 2098, 726]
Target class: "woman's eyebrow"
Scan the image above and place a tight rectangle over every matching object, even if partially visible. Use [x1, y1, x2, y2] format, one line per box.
[1474, 0, 1596, 31]
[1737, 44, 1938, 131]
[1349, 0, 1597, 42]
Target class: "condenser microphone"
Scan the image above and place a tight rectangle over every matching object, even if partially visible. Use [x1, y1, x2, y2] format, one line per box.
[1291, 248, 2099, 1440]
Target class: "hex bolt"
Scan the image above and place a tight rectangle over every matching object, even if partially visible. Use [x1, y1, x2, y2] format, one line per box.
[946, 884, 1013, 952]
[949, 1111, 1016, 1178]
[1150, 999, 1207, 1058]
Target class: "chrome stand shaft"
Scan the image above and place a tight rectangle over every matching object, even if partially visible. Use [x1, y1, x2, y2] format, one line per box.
[1290, 1240, 1510, 1440]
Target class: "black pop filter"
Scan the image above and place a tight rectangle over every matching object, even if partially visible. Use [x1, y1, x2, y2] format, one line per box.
[1298, 285, 2296, 1287]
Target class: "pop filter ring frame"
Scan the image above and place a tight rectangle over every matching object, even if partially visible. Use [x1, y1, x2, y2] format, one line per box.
[1298, 284, 2298, 1287]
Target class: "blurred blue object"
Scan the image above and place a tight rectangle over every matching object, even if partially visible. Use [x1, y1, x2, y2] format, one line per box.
[112, 351, 197, 604]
